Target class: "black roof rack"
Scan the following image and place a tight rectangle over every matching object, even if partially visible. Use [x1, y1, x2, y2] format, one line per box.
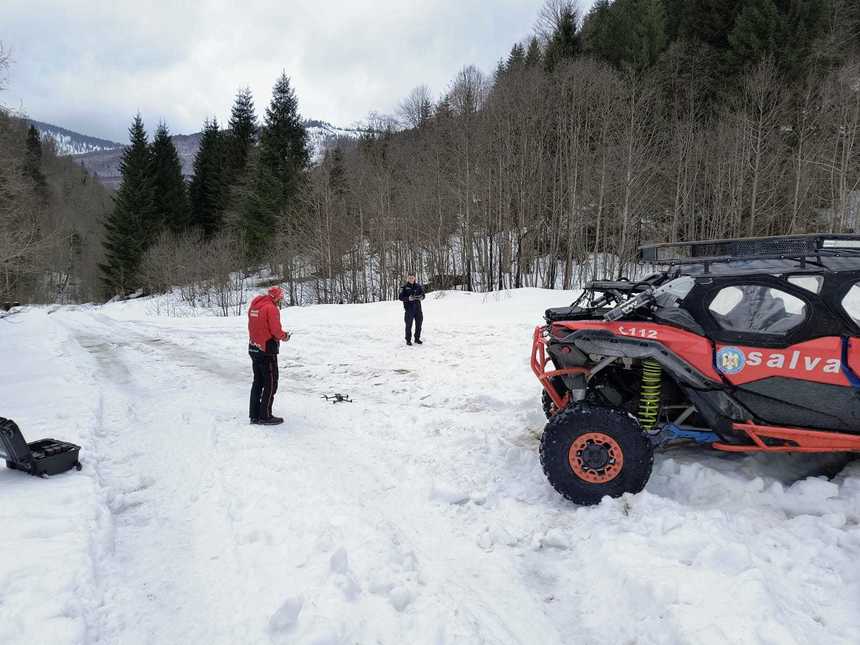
[639, 234, 860, 269]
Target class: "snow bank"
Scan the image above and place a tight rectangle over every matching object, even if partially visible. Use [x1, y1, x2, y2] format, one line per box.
[0, 310, 105, 644]
[1, 290, 858, 644]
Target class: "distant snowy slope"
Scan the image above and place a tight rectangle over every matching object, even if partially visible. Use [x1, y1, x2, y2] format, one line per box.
[304, 119, 372, 162]
[30, 120, 123, 156]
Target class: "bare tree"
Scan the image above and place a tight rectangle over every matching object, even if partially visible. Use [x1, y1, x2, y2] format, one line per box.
[398, 85, 433, 129]
[0, 42, 9, 95]
[535, 0, 578, 43]
[449, 66, 487, 116]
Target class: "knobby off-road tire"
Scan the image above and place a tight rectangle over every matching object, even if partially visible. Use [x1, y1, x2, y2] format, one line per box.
[542, 390, 558, 419]
[541, 377, 569, 419]
[539, 404, 654, 506]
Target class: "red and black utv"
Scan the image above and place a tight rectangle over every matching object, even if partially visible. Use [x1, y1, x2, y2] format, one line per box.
[532, 235, 860, 505]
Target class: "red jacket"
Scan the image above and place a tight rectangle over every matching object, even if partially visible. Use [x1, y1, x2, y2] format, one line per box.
[248, 294, 286, 352]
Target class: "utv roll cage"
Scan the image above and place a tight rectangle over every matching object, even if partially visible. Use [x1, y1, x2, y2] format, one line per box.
[563, 235, 860, 317]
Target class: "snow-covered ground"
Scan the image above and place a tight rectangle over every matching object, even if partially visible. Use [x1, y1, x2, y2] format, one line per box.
[1, 289, 858, 645]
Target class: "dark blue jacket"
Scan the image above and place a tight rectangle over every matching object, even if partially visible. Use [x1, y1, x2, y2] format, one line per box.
[399, 283, 425, 311]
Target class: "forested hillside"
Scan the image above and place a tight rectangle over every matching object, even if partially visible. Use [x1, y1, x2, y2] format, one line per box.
[3, 0, 859, 305]
[0, 45, 112, 303]
[295, 0, 860, 299]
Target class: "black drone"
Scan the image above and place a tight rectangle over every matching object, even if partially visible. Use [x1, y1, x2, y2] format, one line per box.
[322, 393, 353, 404]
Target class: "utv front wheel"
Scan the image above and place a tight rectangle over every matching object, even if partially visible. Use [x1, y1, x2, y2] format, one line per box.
[542, 390, 560, 418]
[541, 377, 569, 419]
[539, 404, 654, 505]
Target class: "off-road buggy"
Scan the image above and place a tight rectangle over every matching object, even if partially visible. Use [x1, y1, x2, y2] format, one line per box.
[532, 234, 860, 505]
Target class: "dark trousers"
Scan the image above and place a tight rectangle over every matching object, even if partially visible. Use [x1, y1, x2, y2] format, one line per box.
[405, 308, 423, 341]
[249, 351, 279, 420]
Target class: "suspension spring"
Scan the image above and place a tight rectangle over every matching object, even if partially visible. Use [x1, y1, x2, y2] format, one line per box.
[638, 359, 662, 433]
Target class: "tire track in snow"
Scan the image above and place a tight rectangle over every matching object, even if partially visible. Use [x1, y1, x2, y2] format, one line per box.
[58, 312, 251, 644]
[68, 313, 565, 642]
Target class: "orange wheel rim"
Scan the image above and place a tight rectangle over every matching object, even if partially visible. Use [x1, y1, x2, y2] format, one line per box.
[568, 432, 624, 484]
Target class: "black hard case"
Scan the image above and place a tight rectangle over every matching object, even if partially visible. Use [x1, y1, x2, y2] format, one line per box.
[0, 417, 81, 476]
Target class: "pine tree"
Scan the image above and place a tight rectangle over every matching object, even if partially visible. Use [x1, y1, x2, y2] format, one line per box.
[327, 146, 347, 198]
[493, 59, 507, 84]
[189, 118, 227, 238]
[544, 4, 581, 72]
[727, 0, 783, 70]
[434, 94, 454, 121]
[636, 0, 668, 69]
[245, 72, 309, 254]
[524, 37, 543, 68]
[226, 87, 258, 182]
[150, 122, 189, 236]
[506, 43, 526, 73]
[582, 0, 629, 67]
[100, 114, 155, 295]
[680, 0, 743, 50]
[24, 125, 46, 190]
[582, 0, 612, 57]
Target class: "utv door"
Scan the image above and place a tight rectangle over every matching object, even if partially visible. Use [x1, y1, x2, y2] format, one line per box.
[688, 277, 860, 432]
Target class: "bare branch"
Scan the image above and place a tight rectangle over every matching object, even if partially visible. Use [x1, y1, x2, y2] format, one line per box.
[535, 0, 578, 43]
[398, 85, 433, 129]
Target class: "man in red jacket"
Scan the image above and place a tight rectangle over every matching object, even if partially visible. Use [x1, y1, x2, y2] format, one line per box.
[248, 286, 290, 425]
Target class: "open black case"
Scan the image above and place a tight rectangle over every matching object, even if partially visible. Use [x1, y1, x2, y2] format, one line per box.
[0, 417, 82, 476]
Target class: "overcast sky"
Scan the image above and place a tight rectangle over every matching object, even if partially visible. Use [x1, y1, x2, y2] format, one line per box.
[2, 0, 596, 143]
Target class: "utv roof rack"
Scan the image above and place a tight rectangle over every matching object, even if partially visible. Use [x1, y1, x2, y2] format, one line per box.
[639, 234, 860, 270]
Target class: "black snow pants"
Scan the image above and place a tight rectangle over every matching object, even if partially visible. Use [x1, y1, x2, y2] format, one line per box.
[249, 348, 279, 420]
[405, 307, 423, 342]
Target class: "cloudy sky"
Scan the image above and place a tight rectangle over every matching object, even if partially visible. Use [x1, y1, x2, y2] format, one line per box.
[2, 0, 595, 143]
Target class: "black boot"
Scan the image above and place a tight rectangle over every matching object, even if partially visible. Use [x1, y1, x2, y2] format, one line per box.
[258, 416, 284, 425]
[415, 339, 423, 344]
[406, 339, 412, 346]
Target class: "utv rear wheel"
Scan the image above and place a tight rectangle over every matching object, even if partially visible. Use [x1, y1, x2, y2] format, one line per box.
[539, 404, 654, 505]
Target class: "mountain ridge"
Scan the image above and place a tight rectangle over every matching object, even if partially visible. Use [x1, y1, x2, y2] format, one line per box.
[32, 119, 372, 190]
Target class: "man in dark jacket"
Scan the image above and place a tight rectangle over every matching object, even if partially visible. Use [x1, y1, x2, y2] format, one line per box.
[399, 273, 425, 346]
[248, 286, 290, 425]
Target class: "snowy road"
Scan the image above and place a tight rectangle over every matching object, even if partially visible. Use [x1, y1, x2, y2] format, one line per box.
[2, 290, 859, 645]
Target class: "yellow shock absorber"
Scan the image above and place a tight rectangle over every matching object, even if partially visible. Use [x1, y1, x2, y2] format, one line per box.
[638, 359, 662, 433]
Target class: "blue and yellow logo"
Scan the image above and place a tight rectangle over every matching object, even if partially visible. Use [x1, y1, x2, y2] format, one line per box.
[716, 347, 746, 374]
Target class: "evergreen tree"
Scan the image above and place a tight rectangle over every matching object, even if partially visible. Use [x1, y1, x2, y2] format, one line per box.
[507, 43, 526, 71]
[245, 72, 309, 254]
[636, 0, 668, 68]
[663, 0, 689, 42]
[23, 125, 46, 190]
[100, 114, 155, 295]
[680, 0, 743, 50]
[226, 87, 258, 181]
[727, 0, 783, 69]
[524, 37, 543, 68]
[493, 59, 507, 84]
[544, 4, 581, 72]
[149, 122, 189, 236]
[582, 0, 668, 69]
[327, 146, 347, 198]
[789, 0, 836, 67]
[189, 118, 227, 238]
